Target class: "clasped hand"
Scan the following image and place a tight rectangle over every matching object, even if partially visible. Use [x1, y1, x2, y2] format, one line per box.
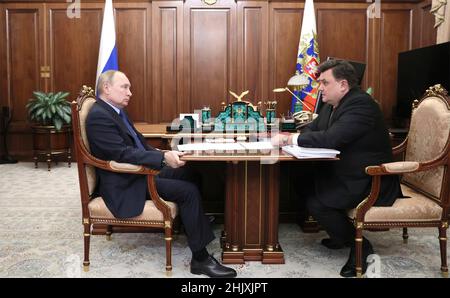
[164, 151, 186, 168]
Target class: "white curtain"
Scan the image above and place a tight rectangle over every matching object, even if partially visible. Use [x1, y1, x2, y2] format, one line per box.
[431, 0, 450, 43]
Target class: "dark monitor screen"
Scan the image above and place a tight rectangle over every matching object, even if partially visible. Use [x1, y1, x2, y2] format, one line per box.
[396, 42, 450, 119]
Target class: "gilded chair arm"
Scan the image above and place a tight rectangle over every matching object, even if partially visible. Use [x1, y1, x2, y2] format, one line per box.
[109, 161, 144, 172]
[81, 151, 160, 176]
[392, 137, 408, 156]
[366, 153, 448, 176]
[104, 161, 171, 217]
[82, 153, 171, 216]
[106, 160, 173, 219]
[88, 158, 172, 219]
[357, 154, 448, 221]
[381, 161, 419, 173]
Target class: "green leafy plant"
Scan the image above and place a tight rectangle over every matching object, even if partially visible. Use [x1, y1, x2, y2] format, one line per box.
[26, 91, 71, 131]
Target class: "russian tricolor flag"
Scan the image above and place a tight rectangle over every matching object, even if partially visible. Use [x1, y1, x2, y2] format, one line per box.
[292, 0, 320, 113]
[96, 0, 118, 94]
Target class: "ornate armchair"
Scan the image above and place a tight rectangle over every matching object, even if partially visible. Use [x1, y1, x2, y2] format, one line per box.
[71, 86, 178, 274]
[349, 84, 450, 277]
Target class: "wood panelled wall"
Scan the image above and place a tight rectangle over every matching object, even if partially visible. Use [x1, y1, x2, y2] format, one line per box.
[0, 0, 437, 159]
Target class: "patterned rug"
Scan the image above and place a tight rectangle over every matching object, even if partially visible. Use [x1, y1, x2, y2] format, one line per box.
[0, 163, 447, 278]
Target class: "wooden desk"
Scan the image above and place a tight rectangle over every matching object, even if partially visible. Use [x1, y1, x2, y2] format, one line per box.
[135, 124, 337, 264]
[181, 151, 336, 264]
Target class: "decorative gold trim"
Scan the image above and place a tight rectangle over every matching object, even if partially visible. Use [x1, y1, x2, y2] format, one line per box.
[40, 66, 50, 78]
[91, 218, 165, 226]
[356, 222, 363, 229]
[81, 85, 95, 98]
[355, 197, 369, 212]
[83, 265, 89, 272]
[412, 99, 419, 110]
[165, 237, 172, 241]
[439, 237, 447, 241]
[425, 84, 448, 97]
[442, 271, 448, 278]
[202, 0, 217, 5]
[442, 222, 449, 229]
[83, 233, 90, 237]
[165, 220, 172, 228]
[231, 245, 239, 252]
[266, 245, 274, 252]
[430, 1, 446, 28]
[83, 218, 89, 224]
[355, 238, 363, 242]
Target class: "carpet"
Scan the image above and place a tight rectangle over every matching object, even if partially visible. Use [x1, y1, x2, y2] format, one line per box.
[0, 163, 447, 278]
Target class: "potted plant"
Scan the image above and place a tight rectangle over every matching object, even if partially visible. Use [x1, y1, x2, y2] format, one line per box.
[26, 91, 71, 130]
[26, 91, 72, 170]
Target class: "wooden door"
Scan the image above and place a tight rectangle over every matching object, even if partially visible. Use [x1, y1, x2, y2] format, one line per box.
[1, 2, 45, 158]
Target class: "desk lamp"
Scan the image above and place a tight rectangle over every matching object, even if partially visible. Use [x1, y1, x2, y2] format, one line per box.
[273, 74, 318, 128]
[273, 74, 314, 112]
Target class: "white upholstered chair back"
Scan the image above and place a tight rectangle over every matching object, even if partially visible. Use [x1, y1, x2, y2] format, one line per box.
[402, 92, 450, 201]
[77, 95, 97, 195]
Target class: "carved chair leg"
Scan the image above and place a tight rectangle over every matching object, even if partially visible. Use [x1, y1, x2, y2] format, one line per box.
[355, 227, 364, 278]
[83, 224, 91, 272]
[172, 216, 180, 241]
[46, 153, 51, 171]
[439, 224, 448, 277]
[165, 226, 173, 276]
[67, 149, 71, 168]
[106, 225, 112, 241]
[402, 227, 409, 244]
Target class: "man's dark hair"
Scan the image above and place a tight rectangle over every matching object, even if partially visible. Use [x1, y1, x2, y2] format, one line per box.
[318, 59, 359, 89]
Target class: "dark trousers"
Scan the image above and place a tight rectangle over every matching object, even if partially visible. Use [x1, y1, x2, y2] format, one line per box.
[155, 166, 215, 253]
[306, 195, 355, 245]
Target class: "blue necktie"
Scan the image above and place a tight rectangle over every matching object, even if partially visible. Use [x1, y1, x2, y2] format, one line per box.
[119, 110, 146, 150]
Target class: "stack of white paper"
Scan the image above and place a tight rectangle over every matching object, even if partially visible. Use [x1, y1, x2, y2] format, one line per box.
[239, 141, 273, 150]
[282, 145, 340, 159]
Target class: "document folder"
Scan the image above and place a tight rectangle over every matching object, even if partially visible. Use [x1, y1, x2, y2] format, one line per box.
[282, 145, 340, 158]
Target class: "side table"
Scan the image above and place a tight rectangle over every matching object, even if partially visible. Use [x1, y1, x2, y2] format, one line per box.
[31, 125, 72, 171]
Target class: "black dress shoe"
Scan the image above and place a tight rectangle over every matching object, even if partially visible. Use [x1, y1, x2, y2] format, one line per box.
[191, 255, 237, 278]
[340, 239, 374, 278]
[321, 238, 349, 249]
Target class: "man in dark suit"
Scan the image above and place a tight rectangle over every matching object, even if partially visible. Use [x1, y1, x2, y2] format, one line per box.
[272, 60, 402, 277]
[86, 70, 236, 278]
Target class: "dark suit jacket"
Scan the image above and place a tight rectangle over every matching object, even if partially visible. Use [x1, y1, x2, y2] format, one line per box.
[298, 88, 402, 209]
[86, 99, 165, 218]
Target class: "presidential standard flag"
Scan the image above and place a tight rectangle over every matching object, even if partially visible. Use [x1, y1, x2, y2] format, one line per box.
[291, 0, 320, 113]
[96, 0, 118, 94]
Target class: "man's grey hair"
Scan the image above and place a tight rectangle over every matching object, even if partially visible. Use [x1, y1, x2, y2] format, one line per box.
[97, 70, 124, 96]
